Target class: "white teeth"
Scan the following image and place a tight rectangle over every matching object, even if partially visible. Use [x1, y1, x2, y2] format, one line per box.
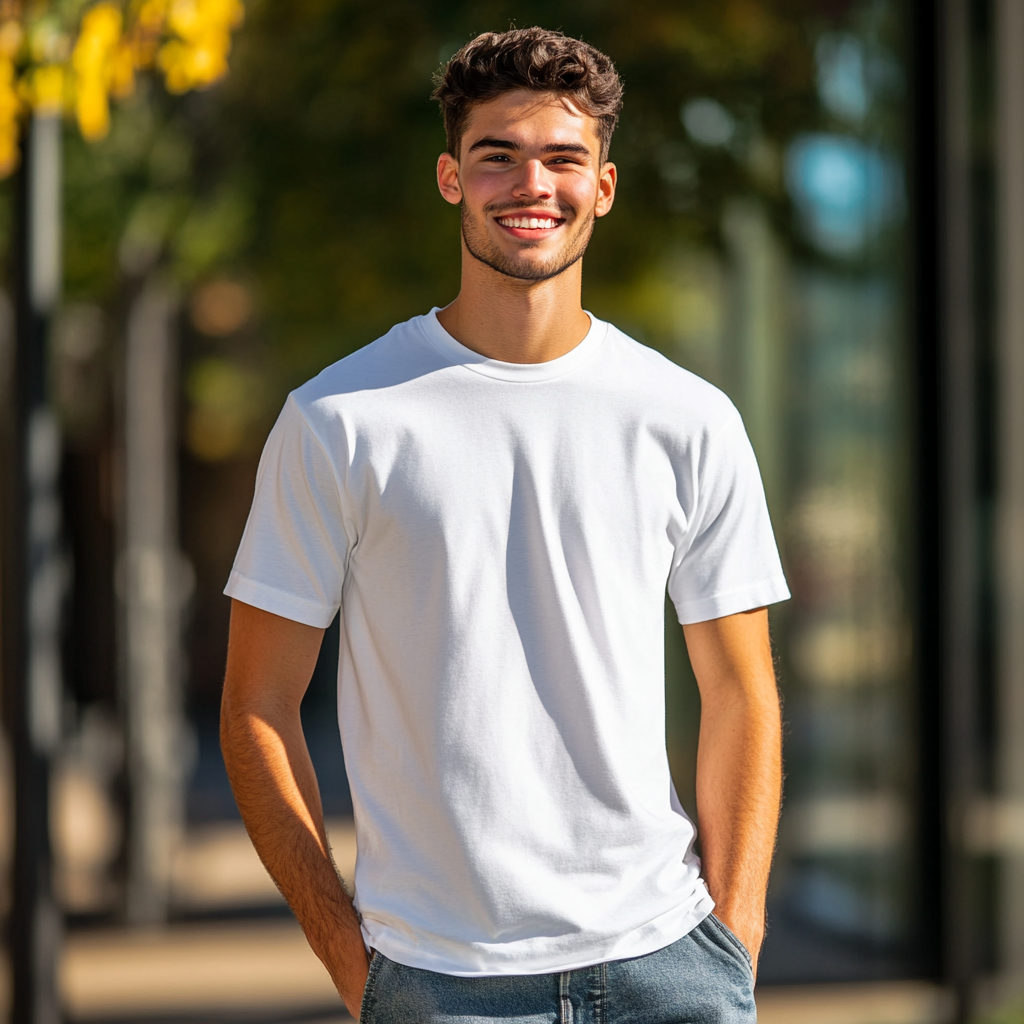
[499, 216, 557, 229]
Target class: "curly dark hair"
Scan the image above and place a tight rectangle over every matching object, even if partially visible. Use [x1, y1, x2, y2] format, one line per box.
[431, 27, 623, 162]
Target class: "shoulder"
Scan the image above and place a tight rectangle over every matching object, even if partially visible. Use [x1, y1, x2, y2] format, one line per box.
[288, 312, 444, 422]
[598, 321, 743, 434]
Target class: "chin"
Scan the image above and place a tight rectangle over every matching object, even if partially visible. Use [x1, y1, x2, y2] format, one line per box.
[500, 263, 570, 283]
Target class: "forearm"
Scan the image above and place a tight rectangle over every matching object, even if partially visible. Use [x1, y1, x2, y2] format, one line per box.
[695, 685, 781, 963]
[220, 694, 369, 1010]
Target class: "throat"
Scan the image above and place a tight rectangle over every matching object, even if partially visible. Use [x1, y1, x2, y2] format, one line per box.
[436, 286, 591, 364]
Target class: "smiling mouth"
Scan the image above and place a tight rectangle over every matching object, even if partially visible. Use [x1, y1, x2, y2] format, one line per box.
[495, 214, 565, 231]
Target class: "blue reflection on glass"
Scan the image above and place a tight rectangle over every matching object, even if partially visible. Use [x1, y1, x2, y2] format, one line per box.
[816, 33, 870, 122]
[786, 134, 903, 256]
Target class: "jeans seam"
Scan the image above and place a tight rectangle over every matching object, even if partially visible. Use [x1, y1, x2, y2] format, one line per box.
[559, 970, 572, 1024]
[358, 950, 384, 1023]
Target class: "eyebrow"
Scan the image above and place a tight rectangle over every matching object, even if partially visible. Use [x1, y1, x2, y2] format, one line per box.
[467, 137, 592, 157]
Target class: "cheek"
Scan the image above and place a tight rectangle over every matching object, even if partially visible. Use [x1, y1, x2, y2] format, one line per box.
[461, 176, 504, 211]
[562, 179, 600, 214]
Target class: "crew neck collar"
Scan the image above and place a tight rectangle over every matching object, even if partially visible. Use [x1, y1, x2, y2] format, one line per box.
[419, 307, 607, 382]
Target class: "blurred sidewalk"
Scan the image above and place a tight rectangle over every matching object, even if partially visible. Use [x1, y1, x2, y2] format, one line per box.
[53, 814, 950, 1023]
[65, 919, 349, 1023]
[64, 916, 950, 1024]
[62, 818, 357, 1023]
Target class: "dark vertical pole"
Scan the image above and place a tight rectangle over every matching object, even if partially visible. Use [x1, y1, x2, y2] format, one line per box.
[994, 0, 1024, 998]
[938, 1, 977, 1020]
[5, 113, 65, 1024]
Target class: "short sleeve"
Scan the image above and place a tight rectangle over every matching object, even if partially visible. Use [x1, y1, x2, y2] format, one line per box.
[667, 412, 790, 625]
[224, 396, 351, 628]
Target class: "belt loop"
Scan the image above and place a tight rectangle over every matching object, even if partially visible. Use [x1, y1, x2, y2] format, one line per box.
[559, 970, 573, 1024]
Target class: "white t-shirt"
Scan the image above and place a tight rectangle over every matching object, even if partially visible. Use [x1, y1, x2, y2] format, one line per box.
[226, 309, 789, 976]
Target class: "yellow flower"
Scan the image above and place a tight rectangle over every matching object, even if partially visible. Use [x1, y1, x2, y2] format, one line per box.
[71, 3, 123, 140]
[135, 0, 169, 35]
[30, 62, 64, 116]
[109, 39, 135, 98]
[128, 0, 168, 69]
[0, 54, 21, 175]
[157, 0, 242, 93]
[74, 5, 123, 75]
[76, 76, 108, 137]
[0, 0, 243, 170]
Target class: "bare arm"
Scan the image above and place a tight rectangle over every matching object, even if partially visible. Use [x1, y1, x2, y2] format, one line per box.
[220, 599, 369, 1016]
[683, 607, 782, 980]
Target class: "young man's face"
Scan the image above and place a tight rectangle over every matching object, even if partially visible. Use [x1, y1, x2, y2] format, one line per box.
[436, 89, 617, 282]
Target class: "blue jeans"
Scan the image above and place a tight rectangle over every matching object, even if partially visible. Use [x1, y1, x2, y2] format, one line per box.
[359, 915, 756, 1023]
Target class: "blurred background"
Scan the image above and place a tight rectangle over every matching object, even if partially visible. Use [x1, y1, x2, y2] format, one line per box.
[0, 0, 1021, 1021]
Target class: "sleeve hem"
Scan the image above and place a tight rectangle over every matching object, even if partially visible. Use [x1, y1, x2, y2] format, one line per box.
[223, 570, 338, 629]
[673, 576, 791, 625]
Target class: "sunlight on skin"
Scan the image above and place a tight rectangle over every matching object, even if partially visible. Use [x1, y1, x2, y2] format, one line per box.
[248, 714, 331, 859]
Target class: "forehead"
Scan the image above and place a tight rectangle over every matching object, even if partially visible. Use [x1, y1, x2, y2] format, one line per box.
[461, 89, 601, 154]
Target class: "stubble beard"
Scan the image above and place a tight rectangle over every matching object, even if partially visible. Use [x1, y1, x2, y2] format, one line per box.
[460, 201, 596, 282]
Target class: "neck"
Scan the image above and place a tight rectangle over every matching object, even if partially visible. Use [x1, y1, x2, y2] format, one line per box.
[436, 242, 591, 363]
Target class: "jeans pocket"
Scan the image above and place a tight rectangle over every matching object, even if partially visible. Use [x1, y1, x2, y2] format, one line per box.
[705, 913, 754, 972]
[359, 950, 386, 1024]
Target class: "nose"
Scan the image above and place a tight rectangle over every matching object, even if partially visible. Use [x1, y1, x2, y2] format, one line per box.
[512, 158, 553, 200]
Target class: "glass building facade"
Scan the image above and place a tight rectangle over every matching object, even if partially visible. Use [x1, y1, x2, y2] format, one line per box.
[644, 1, 1024, 1014]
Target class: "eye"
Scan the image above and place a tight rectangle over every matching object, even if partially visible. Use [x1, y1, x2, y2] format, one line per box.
[484, 154, 512, 162]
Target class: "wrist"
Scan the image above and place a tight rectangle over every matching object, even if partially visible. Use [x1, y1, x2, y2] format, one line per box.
[713, 904, 764, 955]
[335, 953, 370, 1017]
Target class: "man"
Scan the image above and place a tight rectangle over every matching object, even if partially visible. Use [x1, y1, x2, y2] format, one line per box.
[221, 27, 789, 1024]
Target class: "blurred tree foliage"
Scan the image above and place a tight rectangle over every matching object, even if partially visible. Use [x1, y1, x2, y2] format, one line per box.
[4, 0, 877, 434]
[0, 0, 244, 174]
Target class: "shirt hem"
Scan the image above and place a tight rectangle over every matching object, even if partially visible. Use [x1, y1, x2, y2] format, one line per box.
[673, 575, 791, 625]
[360, 889, 716, 977]
[224, 570, 337, 629]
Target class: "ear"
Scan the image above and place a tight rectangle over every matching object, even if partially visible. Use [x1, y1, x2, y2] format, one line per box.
[595, 161, 617, 218]
[437, 152, 462, 205]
